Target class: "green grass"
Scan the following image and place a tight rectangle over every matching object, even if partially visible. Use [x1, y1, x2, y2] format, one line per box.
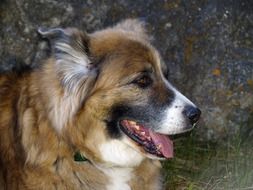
[163, 131, 253, 190]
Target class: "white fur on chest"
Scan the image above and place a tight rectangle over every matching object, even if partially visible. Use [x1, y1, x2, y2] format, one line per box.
[101, 167, 133, 190]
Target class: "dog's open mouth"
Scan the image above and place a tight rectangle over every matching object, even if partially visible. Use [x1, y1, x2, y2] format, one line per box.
[120, 120, 173, 159]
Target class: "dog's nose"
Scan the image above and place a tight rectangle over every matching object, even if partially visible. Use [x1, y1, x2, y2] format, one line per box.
[183, 106, 201, 125]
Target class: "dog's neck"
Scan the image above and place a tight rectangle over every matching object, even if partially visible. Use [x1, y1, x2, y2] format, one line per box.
[94, 159, 163, 190]
[97, 165, 133, 190]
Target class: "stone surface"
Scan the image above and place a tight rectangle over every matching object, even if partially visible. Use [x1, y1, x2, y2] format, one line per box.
[0, 0, 252, 141]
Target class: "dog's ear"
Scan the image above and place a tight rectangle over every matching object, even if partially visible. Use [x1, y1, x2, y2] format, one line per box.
[113, 19, 150, 40]
[38, 27, 96, 94]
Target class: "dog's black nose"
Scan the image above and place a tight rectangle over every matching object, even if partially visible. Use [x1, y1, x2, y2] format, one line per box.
[183, 106, 201, 125]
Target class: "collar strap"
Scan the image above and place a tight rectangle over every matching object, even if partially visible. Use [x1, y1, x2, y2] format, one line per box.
[74, 151, 88, 162]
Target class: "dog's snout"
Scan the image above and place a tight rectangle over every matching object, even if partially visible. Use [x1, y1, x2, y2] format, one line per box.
[183, 106, 201, 125]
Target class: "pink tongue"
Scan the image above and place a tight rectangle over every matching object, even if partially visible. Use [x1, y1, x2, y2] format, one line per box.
[149, 129, 174, 158]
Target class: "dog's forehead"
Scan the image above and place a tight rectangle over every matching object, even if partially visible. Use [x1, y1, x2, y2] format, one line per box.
[91, 32, 162, 74]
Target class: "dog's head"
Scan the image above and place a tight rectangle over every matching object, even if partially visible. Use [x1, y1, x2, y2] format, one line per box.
[39, 19, 201, 167]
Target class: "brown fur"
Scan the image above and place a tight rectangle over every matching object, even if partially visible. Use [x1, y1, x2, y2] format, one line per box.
[0, 20, 165, 190]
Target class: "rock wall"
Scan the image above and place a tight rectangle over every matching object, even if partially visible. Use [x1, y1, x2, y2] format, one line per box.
[0, 0, 252, 141]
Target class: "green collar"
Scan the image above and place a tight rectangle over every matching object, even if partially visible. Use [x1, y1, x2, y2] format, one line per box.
[74, 151, 88, 162]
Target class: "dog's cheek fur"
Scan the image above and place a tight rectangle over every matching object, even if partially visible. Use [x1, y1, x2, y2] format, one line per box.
[104, 82, 176, 137]
[64, 103, 144, 167]
[96, 92, 150, 139]
[63, 85, 148, 165]
[105, 104, 151, 138]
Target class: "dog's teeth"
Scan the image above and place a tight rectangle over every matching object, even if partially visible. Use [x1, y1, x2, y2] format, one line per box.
[129, 121, 137, 125]
[140, 132, 145, 136]
[157, 144, 162, 150]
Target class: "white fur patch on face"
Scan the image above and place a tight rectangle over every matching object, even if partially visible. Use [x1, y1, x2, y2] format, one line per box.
[99, 137, 144, 167]
[156, 80, 196, 135]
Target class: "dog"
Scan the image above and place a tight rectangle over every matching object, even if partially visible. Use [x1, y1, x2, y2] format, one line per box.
[0, 19, 201, 190]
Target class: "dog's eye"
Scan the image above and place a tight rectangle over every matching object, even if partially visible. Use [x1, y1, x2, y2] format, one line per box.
[133, 75, 152, 88]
